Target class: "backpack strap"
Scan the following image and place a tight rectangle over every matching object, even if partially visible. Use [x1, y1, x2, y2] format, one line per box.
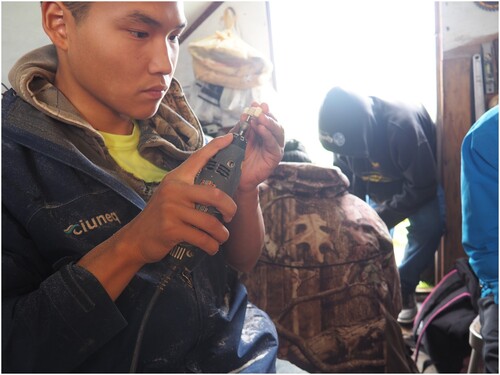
[413, 269, 459, 328]
[413, 289, 471, 361]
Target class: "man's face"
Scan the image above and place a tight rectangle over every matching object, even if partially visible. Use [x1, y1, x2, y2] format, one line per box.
[60, 2, 186, 121]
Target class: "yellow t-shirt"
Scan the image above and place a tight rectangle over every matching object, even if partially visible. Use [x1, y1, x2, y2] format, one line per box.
[99, 124, 168, 183]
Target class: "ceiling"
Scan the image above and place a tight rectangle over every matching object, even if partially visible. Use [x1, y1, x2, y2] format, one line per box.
[184, 2, 214, 23]
[180, 2, 224, 43]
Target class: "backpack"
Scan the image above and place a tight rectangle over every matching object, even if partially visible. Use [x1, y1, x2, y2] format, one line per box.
[412, 257, 481, 373]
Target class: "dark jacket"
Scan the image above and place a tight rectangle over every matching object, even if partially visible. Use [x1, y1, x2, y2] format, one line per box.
[319, 88, 438, 229]
[2, 46, 277, 373]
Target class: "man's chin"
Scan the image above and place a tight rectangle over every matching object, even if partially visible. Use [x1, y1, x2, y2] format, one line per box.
[132, 105, 161, 121]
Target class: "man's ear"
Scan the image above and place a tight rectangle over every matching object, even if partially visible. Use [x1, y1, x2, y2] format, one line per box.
[41, 2, 70, 50]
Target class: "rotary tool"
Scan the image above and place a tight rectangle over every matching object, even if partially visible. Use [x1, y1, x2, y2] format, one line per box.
[164, 105, 261, 274]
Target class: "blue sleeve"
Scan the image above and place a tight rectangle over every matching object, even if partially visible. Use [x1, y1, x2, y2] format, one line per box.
[461, 106, 499, 304]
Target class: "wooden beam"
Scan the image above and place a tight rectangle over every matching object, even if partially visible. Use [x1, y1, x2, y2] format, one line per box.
[180, 2, 224, 44]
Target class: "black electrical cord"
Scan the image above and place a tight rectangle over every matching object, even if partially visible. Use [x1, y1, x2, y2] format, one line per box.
[129, 265, 181, 373]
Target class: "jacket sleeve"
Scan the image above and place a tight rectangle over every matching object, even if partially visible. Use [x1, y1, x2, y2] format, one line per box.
[375, 120, 438, 229]
[2, 207, 127, 373]
[461, 109, 499, 304]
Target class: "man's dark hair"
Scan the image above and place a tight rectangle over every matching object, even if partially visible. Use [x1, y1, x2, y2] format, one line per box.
[62, 2, 91, 23]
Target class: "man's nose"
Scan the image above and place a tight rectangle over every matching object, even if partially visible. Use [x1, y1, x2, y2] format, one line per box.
[149, 39, 175, 75]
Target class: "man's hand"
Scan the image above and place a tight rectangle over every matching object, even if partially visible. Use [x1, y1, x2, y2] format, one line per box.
[223, 103, 285, 272]
[78, 134, 239, 299]
[125, 133, 239, 264]
[236, 102, 285, 192]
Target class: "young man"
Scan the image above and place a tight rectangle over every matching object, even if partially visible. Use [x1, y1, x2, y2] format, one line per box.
[2, 2, 284, 372]
[318, 87, 446, 325]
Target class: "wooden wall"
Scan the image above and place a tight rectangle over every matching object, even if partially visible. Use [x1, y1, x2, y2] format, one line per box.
[436, 3, 498, 278]
[437, 55, 473, 278]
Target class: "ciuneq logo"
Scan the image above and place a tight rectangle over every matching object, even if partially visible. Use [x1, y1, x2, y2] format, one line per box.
[64, 212, 121, 236]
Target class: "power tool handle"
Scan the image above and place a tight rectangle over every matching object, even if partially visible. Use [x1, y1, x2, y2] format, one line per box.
[166, 133, 247, 270]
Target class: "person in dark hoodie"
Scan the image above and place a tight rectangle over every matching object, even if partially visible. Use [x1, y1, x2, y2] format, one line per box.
[318, 87, 446, 325]
[2, 2, 286, 372]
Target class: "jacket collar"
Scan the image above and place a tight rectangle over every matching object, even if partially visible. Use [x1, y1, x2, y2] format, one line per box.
[8, 44, 205, 171]
[3, 90, 146, 209]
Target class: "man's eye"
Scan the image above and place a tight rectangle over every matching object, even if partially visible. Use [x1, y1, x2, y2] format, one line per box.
[129, 30, 149, 39]
[168, 34, 180, 42]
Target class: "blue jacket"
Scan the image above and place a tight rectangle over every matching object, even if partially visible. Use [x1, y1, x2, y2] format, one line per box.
[461, 105, 499, 304]
[2, 85, 277, 371]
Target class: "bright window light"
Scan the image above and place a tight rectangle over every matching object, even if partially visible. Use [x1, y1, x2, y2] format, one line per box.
[269, 1, 437, 166]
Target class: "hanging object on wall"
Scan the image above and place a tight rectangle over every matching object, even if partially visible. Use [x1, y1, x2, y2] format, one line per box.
[186, 6, 276, 137]
[188, 7, 273, 90]
[472, 53, 486, 121]
[474, 2, 499, 11]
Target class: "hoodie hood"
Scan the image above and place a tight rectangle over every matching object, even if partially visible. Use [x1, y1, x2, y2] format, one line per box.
[318, 87, 375, 158]
[8, 45, 204, 170]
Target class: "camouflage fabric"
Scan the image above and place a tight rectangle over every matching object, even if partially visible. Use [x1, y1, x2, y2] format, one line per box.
[242, 162, 416, 373]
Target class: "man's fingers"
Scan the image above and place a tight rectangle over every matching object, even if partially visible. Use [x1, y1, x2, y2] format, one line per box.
[177, 133, 233, 180]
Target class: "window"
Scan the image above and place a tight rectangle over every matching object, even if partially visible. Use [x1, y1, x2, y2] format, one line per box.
[268, 1, 437, 166]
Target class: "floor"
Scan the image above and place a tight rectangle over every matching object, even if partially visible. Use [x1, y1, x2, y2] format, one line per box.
[393, 224, 438, 372]
[399, 291, 438, 373]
